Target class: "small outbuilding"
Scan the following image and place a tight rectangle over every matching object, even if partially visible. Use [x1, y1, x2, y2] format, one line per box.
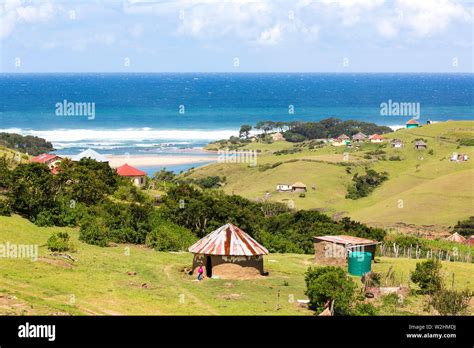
[292, 182, 307, 192]
[466, 236, 474, 246]
[446, 232, 466, 244]
[313, 235, 379, 266]
[391, 139, 404, 148]
[116, 163, 147, 187]
[406, 119, 420, 128]
[414, 140, 427, 150]
[188, 223, 269, 279]
[369, 134, 383, 143]
[338, 134, 350, 141]
[276, 183, 292, 192]
[352, 132, 367, 142]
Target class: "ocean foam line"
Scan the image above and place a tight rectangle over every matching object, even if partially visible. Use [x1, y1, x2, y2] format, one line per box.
[0, 128, 238, 143]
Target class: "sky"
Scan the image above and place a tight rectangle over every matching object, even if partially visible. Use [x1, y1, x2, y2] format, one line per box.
[0, 0, 473, 73]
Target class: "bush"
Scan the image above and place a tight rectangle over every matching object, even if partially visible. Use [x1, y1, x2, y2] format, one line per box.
[389, 155, 401, 161]
[411, 259, 443, 294]
[305, 266, 356, 315]
[459, 138, 474, 146]
[299, 193, 306, 198]
[0, 198, 12, 216]
[47, 232, 75, 252]
[79, 218, 109, 247]
[352, 302, 378, 316]
[346, 169, 389, 200]
[429, 288, 473, 316]
[145, 221, 196, 252]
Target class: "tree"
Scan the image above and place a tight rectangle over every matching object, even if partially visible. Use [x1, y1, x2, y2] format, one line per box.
[239, 124, 252, 139]
[305, 266, 356, 315]
[411, 259, 443, 294]
[453, 216, 474, 237]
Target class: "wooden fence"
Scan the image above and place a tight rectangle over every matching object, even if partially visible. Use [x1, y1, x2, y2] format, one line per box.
[377, 243, 473, 264]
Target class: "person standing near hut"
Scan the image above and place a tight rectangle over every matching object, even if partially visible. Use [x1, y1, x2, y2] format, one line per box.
[197, 265, 204, 281]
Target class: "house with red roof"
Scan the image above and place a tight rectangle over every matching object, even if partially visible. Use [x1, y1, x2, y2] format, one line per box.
[116, 163, 146, 187]
[30, 153, 62, 173]
[369, 134, 383, 143]
[406, 119, 420, 128]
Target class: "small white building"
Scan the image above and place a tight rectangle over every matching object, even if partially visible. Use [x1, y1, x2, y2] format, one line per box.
[276, 184, 292, 192]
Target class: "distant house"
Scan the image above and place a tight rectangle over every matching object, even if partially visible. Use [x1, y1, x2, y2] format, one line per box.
[276, 184, 292, 192]
[450, 153, 469, 162]
[292, 182, 307, 192]
[271, 132, 284, 141]
[414, 140, 427, 150]
[426, 119, 433, 125]
[313, 235, 379, 266]
[446, 232, 466, 244]
[391, 139, 404, 148]
[466, 236, 474, 246]
[406, 119, 420, 128]
[30, 153, 62, 169]
[116, 164, 146, 187]
[72, 148, 109, 163]
[338, 134, 350, 141]
[369, 134, 383, 143]
[352, 132, 367, 142]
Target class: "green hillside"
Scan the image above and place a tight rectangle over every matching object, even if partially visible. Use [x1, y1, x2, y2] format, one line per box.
[189, 121, 474, 230]
[0, 215, 472, 315]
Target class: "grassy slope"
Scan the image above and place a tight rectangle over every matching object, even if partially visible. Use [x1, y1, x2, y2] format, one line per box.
[191, 121, 474, 227]
[0, 215, 472, 315]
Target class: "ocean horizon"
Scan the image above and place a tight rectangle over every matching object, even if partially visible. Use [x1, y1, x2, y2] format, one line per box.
[1, 73, 473, 158]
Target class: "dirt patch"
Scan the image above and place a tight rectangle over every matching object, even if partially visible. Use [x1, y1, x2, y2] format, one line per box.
[212, 263, 265, 280]
[218, 293, 243, 300]
[0, 294, 32, 315]
[38, 257, 74, 269]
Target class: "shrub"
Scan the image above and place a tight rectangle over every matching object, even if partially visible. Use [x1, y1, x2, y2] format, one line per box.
[346, 169, 389, 200]
[145, 221, 196, 252]
[389, 155, 401, 161]
[79, 218, 109, 247]
[411, 259, 443, 294]
[429, 288, 473, 316]
[305, 266, 356, 315]
[299, 193, 306, 198]
[352, 302, 378, 316]
[0, 198, 12, 216]
[459, 138, 474, 146]
[47, 232, 75, 252]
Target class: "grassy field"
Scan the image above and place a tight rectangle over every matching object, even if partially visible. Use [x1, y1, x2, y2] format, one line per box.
[0, 215, 472, 316]
[190, 121, 474, 229]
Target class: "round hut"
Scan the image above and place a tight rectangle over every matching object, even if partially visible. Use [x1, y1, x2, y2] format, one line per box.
[188, 223, 268, 279]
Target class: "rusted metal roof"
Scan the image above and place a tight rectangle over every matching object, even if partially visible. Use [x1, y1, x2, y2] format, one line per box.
[188, 223, 268, 256]
[314, 235, 378, 245]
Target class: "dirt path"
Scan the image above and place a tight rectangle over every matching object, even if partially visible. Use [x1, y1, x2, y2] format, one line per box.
[163, 264, 219, 315]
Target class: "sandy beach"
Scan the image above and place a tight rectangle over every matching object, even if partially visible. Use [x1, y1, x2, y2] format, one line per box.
[107, 154, 217, 167]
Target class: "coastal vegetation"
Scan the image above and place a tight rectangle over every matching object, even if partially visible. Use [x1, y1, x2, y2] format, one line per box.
[0, 132, 54, 156]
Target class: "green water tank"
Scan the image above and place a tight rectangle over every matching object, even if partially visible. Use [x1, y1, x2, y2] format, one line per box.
[348, 251, 372, 276]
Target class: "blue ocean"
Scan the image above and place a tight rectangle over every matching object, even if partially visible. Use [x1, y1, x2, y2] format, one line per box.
[0, 73, 473, 173]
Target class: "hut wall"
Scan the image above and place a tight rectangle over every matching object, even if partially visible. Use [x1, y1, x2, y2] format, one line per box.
[191, 254, 265, 276]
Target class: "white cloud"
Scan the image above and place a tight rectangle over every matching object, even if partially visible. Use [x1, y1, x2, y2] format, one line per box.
[0, 0, 56, 40]
[395, 0, 472, 37]
[257, 24, 281, 45]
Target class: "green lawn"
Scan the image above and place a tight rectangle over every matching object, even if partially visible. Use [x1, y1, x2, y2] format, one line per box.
[0, 215, 472, 315]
